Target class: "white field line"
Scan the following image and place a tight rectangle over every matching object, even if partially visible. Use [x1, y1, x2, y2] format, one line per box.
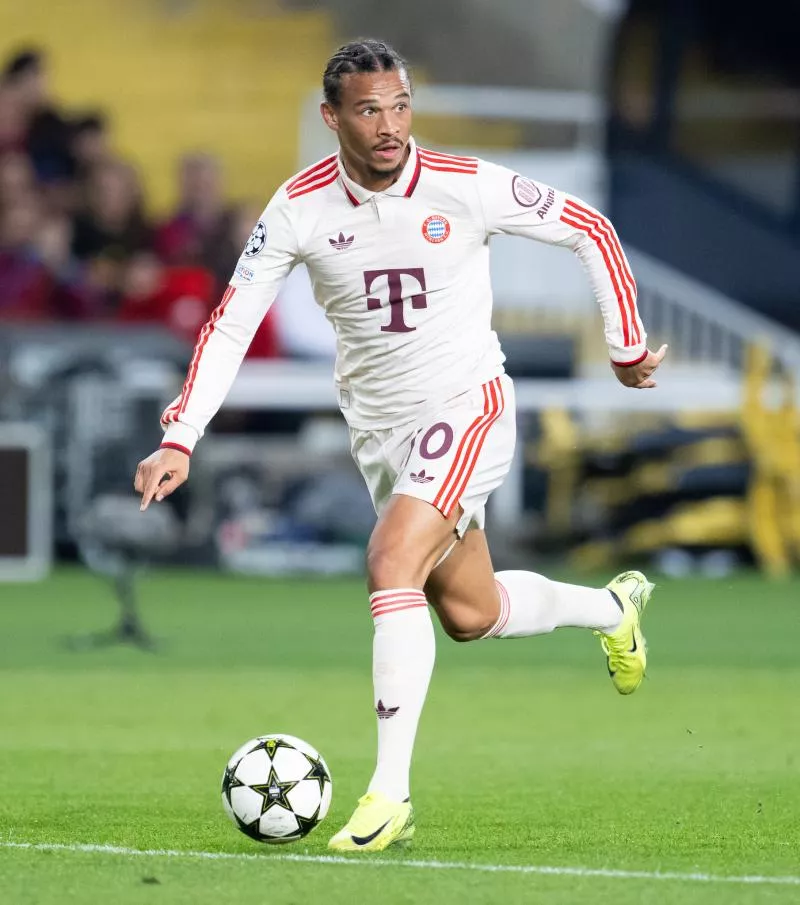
[1, 841, 799, 887]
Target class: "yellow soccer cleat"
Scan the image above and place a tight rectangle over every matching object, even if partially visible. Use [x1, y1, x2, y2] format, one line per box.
[327, 791, 415, 853]
[596, 570, 655, 695]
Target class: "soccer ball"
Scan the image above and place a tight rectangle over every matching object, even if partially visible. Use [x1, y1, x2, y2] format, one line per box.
[221, 734, 332, 844]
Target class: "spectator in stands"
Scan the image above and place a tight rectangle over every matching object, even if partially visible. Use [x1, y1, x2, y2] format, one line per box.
[0, 48, 73, 186]
[71, 158, 152, 264]
[0, 151, 37, 206]
[39, 211, 100, 319]
[69, 112, 111, 182]
[0, 188, 98, 320]
[154, 152, 235, 289]
[0, 193, 51, 318]
[46, 111, 113, 217]
[116, 250, 217, 343]
[0, 48, 46, 155]
[27, 107, 73, 187]
[0, 79, 25, 155]
[116, 248, 280, 357]
[228, 198, 264, 253]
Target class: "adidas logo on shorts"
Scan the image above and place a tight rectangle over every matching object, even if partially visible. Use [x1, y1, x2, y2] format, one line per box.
[410, 469, 435, 483]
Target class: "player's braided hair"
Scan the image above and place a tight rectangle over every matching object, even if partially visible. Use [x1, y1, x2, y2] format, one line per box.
[323, 39, 411, 107]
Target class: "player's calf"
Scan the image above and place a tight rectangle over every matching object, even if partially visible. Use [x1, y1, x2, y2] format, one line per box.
[426, 592, 498, 642]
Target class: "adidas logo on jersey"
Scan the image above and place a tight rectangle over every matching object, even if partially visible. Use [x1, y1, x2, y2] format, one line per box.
[410, 469, 435, 483]
[329, 232, 355, 250]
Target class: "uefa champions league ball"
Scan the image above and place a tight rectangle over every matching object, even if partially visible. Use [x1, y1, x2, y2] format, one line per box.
[221, 734, 332, 843]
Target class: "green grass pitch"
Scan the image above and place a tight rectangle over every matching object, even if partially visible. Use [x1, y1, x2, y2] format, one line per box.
[1, 566, 798, 904]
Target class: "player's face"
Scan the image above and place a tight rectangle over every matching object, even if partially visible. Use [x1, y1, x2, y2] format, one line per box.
[322, 69, 412, 187]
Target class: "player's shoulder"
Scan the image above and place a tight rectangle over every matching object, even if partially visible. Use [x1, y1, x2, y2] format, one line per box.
[416, 147, 514, 195]
[417, 145, 480, 177]
[275, 153, 340, 204]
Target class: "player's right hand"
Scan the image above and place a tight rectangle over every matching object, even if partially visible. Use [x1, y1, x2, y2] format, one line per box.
[134, 447, 190, 511]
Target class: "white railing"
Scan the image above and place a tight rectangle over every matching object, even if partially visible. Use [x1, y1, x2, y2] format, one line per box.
[627, 248, 800, 377]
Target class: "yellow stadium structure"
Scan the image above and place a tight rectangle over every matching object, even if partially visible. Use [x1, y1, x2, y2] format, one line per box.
[0, 0, 333, 212]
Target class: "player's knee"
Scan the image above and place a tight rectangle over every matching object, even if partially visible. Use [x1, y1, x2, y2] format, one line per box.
[366, 539, 424, 591]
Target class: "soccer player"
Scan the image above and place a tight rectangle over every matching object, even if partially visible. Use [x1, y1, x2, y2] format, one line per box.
[135, 40, 666, 852]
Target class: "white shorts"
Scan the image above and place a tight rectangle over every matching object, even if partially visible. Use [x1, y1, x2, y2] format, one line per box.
[349, 375, 516, 537]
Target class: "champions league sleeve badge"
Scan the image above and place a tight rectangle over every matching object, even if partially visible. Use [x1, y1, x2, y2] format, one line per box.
[243, 220, 267, 257]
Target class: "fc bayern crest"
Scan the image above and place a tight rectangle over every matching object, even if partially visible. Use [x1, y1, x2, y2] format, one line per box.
[422, 214, 450, 244]
[512, 175, 542, 208]
[244, 220, 267, 257]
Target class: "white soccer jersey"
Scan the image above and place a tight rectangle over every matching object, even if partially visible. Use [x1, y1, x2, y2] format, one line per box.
[161, 137, 646, 453]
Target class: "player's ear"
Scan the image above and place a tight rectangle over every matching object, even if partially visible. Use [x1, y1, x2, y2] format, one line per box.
[320, 102, 339, 133]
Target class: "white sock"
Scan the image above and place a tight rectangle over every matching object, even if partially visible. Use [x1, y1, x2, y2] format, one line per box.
[366, 589, 435, 802]
[483, 570, 623, 639]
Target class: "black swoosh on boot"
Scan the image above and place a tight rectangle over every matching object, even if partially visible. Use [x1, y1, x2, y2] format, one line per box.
[350, 819, 392, 846]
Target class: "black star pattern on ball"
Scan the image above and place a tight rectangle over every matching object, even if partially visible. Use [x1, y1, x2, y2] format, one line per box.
[250, 766, 298, 814]
[234, 812, 266, 841]
[221, 764, 245, 808]
[293, 806, 322, 838]
[249, 736, 296, 759]
[302, 753, 330, 796]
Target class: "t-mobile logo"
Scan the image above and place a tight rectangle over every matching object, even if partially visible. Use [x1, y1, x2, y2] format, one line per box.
[364, 268, 427, 333]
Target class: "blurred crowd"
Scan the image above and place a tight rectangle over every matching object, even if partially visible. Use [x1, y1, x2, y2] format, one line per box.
[0, 46, 292, 357]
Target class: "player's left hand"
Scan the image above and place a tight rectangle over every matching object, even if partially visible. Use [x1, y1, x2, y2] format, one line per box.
[611, 344, 668, 389]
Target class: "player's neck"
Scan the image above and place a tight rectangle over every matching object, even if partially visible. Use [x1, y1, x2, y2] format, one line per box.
[340, 146, 411, 194]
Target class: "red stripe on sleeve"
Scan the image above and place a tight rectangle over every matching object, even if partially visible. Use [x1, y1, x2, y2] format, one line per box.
[166, 284, 236, 424]
[418, 147, 478, 163]
[286, 155, 337, 192]
[160, 442, 192, 457]
[287, 161, 338, 195]
[611, 350, 648, 367]
[288, 172, 338, 199]
[560, 212, 631, 347]
[563, 201, 641, 345]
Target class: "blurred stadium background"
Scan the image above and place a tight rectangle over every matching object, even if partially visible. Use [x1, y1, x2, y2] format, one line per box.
[1, 0, 799, 600]
[3, 4, 800, 901]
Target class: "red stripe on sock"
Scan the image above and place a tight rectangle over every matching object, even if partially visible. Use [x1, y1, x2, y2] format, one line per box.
[370, 592, 425, 607]
[370, 599, 425, 615]
[370, 590, 427, 620]
[484, 579, 511, 638]
[371, 601, 428, 619]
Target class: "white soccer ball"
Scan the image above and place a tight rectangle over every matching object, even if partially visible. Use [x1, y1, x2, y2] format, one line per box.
[221, 734, 332, 843]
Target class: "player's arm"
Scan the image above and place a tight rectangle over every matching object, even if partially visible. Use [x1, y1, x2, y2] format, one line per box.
[135, 197, 299, 510]
[475, 161, 667, 388]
